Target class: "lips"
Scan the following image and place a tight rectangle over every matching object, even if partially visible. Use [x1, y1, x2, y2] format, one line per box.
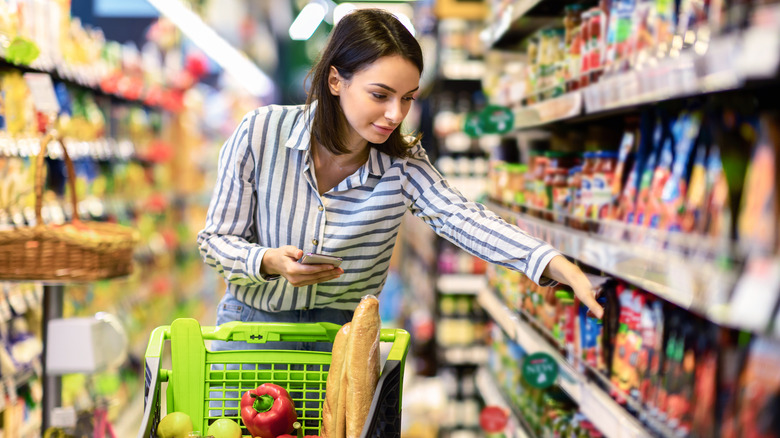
[373, 124, 395, 135]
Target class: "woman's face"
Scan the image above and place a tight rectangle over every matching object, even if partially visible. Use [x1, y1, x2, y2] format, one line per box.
[328, 55, 420, 149]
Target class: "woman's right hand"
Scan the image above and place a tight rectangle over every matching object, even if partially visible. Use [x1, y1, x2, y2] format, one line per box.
[260, 246, 344, 287]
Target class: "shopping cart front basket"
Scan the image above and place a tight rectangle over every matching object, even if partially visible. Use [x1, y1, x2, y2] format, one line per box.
[138, 318, 410, 438]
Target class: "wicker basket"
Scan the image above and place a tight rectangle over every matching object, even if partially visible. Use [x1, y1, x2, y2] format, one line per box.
[0, 133, 139, 282]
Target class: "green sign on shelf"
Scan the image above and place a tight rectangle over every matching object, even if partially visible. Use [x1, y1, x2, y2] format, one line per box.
[522, 352, 558, 389]
[480, 105, 514, 134]
[463, 110, 484, 138]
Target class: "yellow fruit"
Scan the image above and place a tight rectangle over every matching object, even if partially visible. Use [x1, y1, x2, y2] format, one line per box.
[206, 418, 243, 438]
[157, 412, 194, 438]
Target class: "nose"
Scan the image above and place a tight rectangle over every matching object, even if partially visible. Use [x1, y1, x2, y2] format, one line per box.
[385, 100, 404, 125]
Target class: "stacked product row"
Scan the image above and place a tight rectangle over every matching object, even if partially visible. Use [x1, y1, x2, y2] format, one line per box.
[488, 322, 606, 437]
[489, 264, 780, 438]
[490, 0, 770, 105]
[488, 102, 779, 255]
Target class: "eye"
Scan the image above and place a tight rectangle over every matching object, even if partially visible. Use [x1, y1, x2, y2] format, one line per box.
[403, 96, 416, 102]
[629, 352, 638, 366]
[371, 93, 387, 99]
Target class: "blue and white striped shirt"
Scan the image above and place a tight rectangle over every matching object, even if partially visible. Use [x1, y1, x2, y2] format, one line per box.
[197, 103, 560, 312]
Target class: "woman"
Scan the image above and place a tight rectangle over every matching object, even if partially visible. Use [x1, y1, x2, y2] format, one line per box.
[198, 8, 603, 352]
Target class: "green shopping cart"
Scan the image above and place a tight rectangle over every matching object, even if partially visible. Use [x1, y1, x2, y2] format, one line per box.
[138, 318, 410, 438]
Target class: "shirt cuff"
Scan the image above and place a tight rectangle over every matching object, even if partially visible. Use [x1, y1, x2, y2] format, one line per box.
[527, 243, 562, 287]
[247, 247, 281, 282]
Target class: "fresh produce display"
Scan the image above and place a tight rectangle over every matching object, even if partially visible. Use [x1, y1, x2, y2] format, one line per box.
[240, 383, 299, 438]
[156, 412, 194, 438]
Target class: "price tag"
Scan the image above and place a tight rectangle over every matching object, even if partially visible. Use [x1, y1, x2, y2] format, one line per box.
[23, 73, 60, 114]
[522, 352, 559, 389]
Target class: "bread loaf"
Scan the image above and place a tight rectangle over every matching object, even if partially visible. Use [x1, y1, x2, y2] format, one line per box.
[345, 296, 381, 438]
[321, 323, 350, 438]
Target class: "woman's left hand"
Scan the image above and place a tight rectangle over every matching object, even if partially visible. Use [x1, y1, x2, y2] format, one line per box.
[541, 255, 604, 319]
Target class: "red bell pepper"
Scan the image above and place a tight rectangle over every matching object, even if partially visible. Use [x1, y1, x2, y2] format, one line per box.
[239, 383, 298, 438]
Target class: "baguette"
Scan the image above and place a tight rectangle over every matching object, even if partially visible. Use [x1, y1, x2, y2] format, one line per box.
[345, 296, 381, 438]
[322, 322, 351, 438]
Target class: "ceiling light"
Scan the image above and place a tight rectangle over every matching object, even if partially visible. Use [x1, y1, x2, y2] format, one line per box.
[145, 0, 274, 98]
[289, 2, 327, 41]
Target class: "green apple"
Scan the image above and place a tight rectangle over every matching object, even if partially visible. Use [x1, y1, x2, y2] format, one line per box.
[157, 412, 194, 438]
[206, 418, 243, 438]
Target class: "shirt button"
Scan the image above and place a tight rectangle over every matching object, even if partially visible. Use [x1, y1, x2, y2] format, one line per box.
[312, 239, 318, 246]
[318, 205, 324, 211]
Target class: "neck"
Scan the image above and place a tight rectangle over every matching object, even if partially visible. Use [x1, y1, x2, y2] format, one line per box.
[314, 140, 370, 169]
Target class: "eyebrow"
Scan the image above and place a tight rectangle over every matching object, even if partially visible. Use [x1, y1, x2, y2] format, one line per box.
[370, 83, 420, 94]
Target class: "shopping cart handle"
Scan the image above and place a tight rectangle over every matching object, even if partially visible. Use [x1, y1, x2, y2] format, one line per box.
[205, 321, 342, 343]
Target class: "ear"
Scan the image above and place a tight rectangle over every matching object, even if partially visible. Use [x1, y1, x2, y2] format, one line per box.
[327, 66, 341, 96]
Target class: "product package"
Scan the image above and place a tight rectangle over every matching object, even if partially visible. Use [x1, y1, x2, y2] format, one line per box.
[734, 336, 780, 438]
[737, 113, 778, 254]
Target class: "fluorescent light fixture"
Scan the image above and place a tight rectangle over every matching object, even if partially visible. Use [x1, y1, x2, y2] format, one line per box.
[289, 2, 327, 41]
[333, 3, 357, 24]
[333, 3, 415, 36]
[146, 0, 274, 98]
[392, 12, 415, 36]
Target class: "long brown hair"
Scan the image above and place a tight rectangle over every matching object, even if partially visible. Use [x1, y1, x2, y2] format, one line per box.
[305, 8, 423, 158]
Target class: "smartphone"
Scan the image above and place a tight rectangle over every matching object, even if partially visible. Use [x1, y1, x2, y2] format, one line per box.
[299, 252, 343, 268]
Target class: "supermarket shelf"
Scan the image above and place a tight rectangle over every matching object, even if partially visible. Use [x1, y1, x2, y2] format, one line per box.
[440, 60, 486, 81]
[0, 57, 164, 109]
[439, 345, 490, 366]
[502, 16, 780, 130]
[483, 0, 564, 48]
[437, 274, 487, 295]
[477, 288, 651, 438]
[475, 367, 532, 438]
[512, 91, 582, 130]
[485, 201, 756, 331]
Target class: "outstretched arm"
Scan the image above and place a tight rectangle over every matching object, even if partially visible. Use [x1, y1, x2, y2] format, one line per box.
[542, 255, 604, 319]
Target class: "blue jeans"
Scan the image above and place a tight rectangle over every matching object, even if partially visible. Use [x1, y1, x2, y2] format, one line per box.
[207, 293, 354, 418]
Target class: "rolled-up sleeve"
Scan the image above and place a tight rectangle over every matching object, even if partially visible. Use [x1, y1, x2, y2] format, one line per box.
[404, 148, 560, 286]
[197, 112, 279, 285]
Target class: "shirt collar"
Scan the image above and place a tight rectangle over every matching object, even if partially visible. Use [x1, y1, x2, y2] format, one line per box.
[284, 101, 316, 151]
[366, 147, 393, 177]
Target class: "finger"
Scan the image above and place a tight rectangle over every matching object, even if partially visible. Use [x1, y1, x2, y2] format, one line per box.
[280, 245, 303, 260]
[294, 270, 343, 287]
[579, 290, 604, 319]
[296, 264, 342, 275]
